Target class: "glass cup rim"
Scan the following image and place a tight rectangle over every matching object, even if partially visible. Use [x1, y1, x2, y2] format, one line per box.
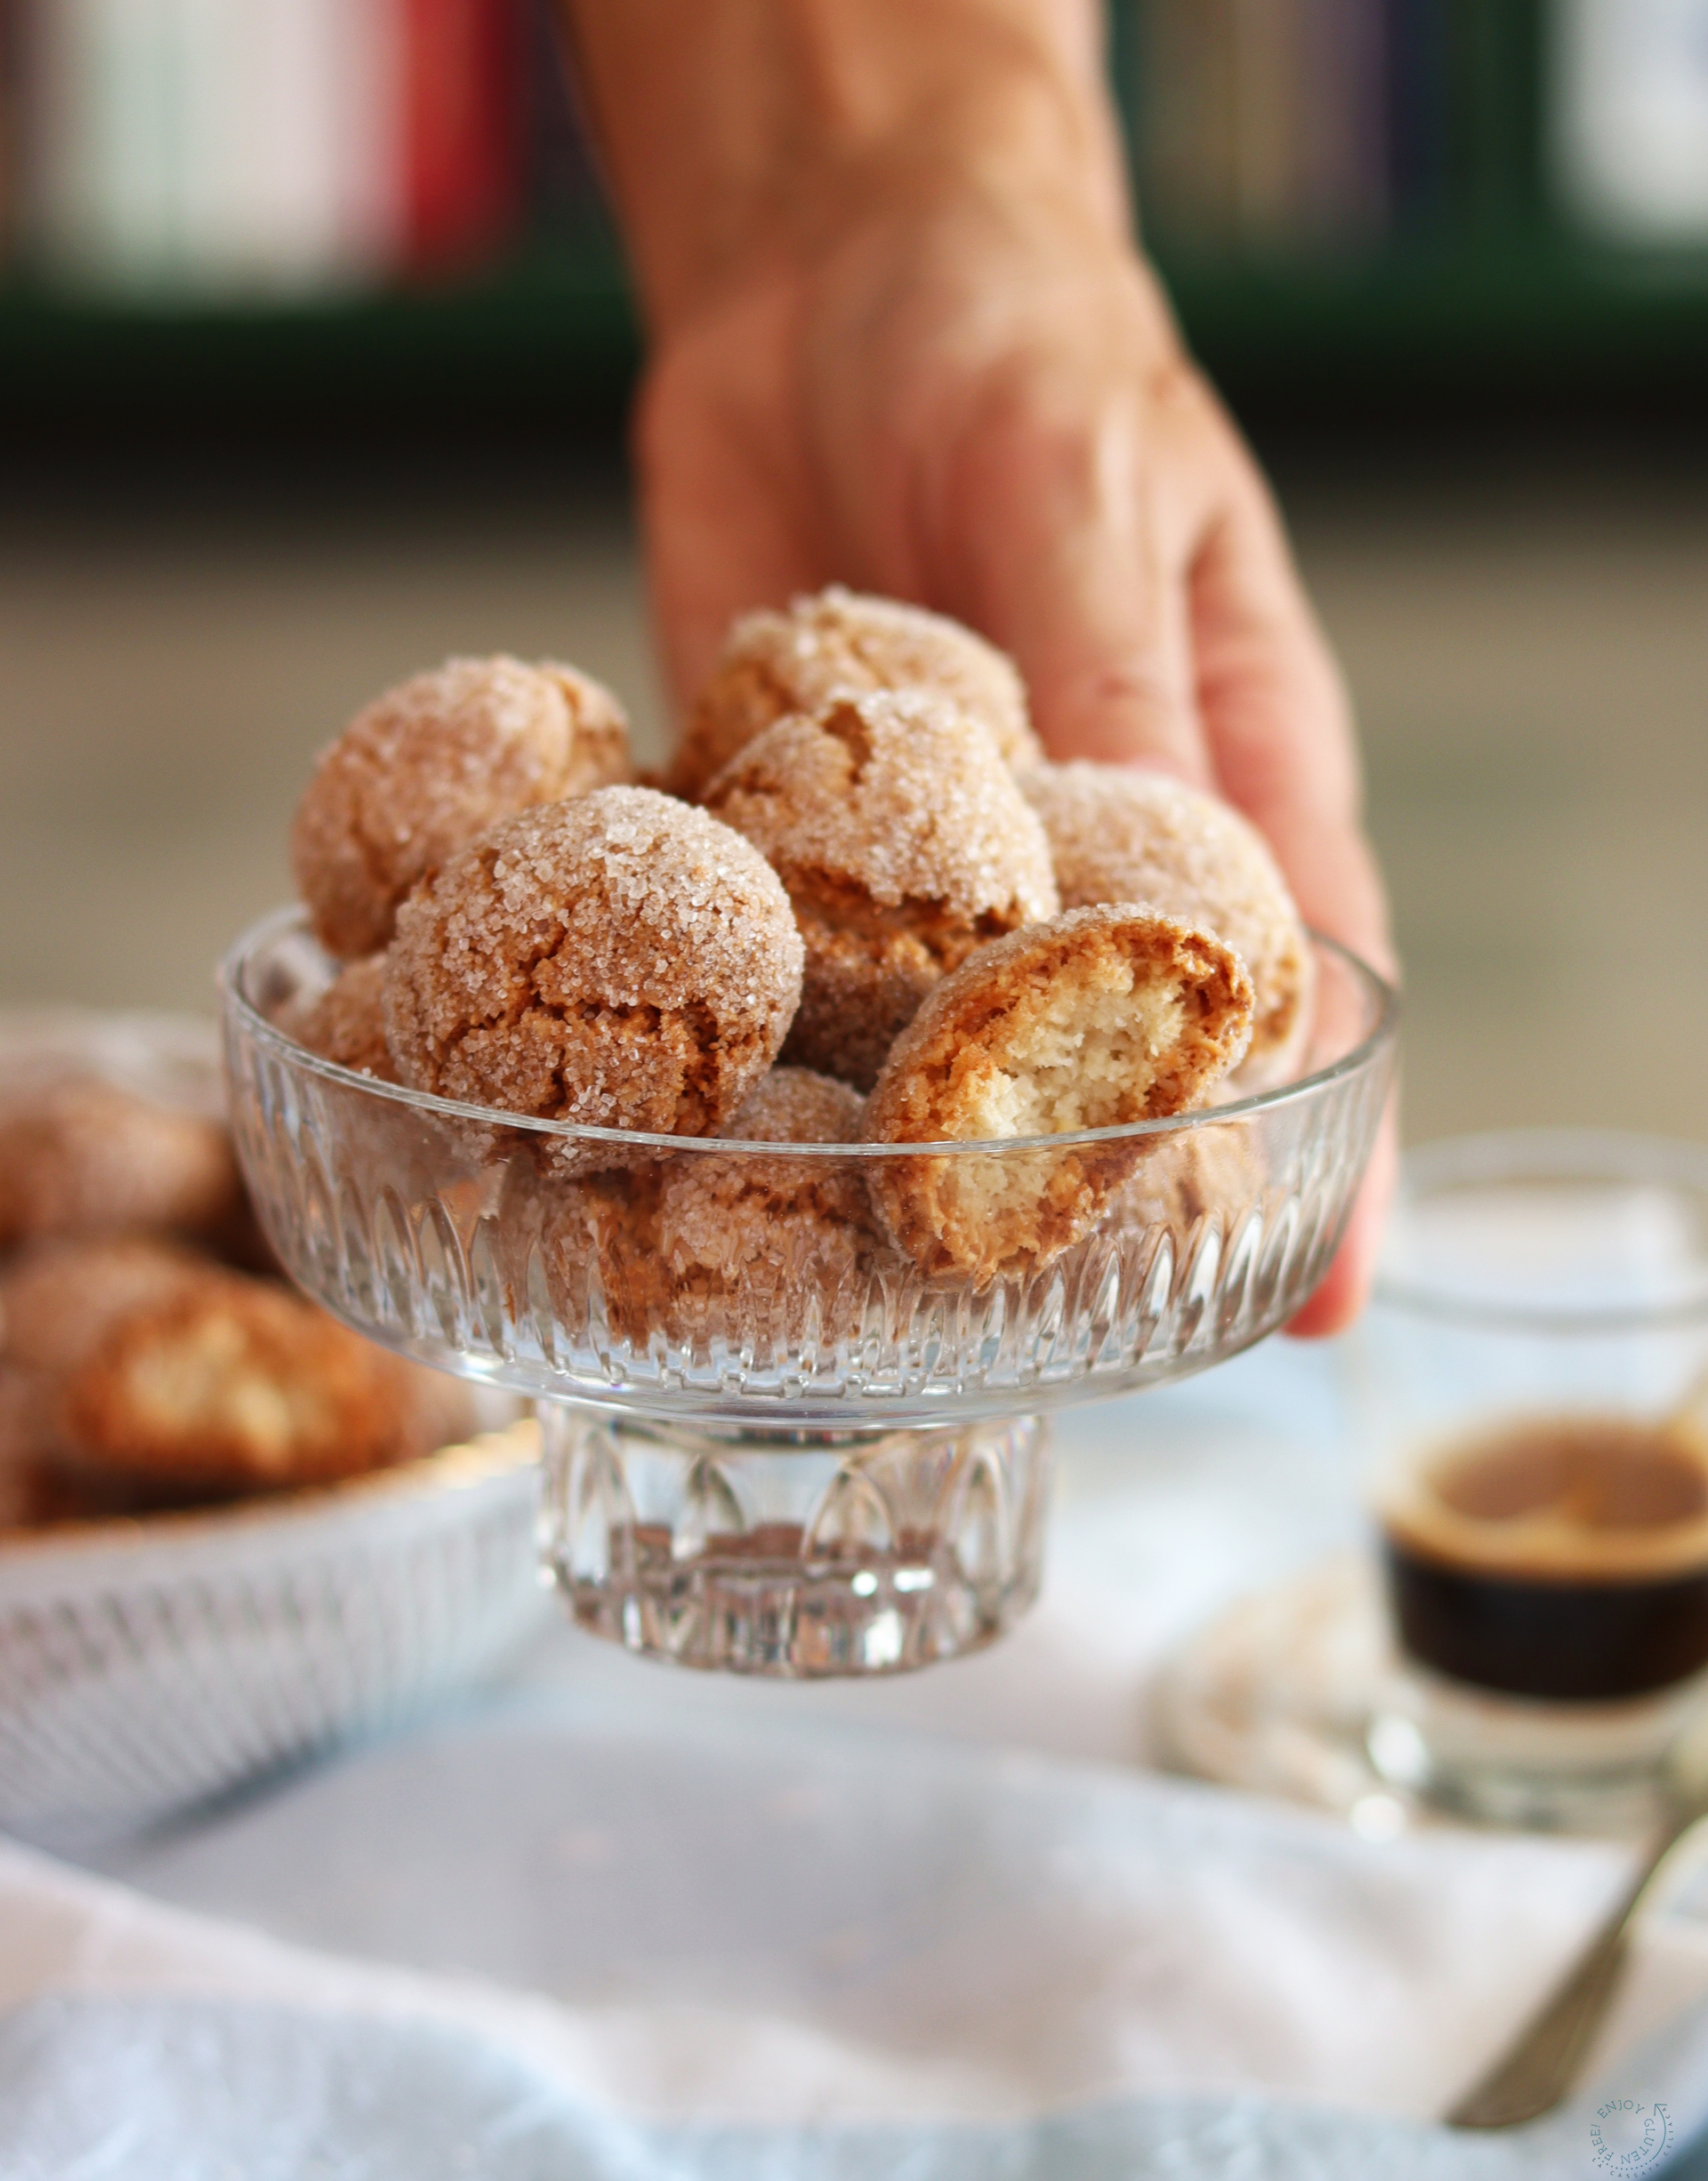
[1374, 1127, 1708, 1333]
[220, 905, 1398, 1164]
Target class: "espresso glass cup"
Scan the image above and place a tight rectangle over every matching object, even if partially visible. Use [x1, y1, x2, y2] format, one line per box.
[1355, 1132, 1708, 1830]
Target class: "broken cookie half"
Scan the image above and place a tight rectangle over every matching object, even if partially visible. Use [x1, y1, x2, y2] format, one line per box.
[863, 904, 1255, 1284]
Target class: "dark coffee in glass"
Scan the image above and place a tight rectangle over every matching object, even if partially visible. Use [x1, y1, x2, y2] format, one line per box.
[1360, 1133, 1708, 1825]
[1380, 1417, 1708, 1702]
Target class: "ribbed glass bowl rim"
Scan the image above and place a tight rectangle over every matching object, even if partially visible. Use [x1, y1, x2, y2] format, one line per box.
[1374, 1127, 1708, 1333]
[221, 905, 1398, 1163]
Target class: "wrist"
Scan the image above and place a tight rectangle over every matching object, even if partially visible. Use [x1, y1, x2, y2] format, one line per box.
[562, 0, 1130, 338]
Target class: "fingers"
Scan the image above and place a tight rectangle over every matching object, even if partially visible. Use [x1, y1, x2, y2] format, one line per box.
[929, 342, 1218, 789]
[1186, 421, 1393, 977]
[1177, 406, 1397, 1330]
[633, 301, 823, 714]
[1286, 1095, 1398, 1339]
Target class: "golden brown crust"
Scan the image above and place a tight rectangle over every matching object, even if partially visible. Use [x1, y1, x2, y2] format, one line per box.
[60, 1276, 416, 1491]
[276, 953, 396, 1080]
[383, 788, 804, 1150]
[672, 586, 1043, 800]
[0, 1080, 242, 1253]
[291, 655, 632, 960]
[0, 1238, 472, 1517]
[863, 905, 1254, 1284]
[704, 691, 1058, 1090]
[1020, 762, 1314, 1092]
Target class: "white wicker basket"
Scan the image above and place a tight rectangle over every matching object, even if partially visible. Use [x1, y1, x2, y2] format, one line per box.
[0, 1008, 548, 1844]
[0, 1421, 545, 1845]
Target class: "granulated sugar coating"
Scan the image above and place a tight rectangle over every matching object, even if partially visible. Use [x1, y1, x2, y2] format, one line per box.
[292, 655, 632, 960]
[383, 787, 804, 1142]
[704, 690, 1059, 1090]
[1020, 762, 1314, 1093]
[670, 586, 1043, 800]
[653, 1067, 882, 1343]
[725, 1066, 866, 1146]
[864, 904, 1254, 1284]
[278, 954, 395, 1080]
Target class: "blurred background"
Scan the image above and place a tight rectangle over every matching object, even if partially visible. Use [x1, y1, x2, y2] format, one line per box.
[0, 0, 1704, 1147]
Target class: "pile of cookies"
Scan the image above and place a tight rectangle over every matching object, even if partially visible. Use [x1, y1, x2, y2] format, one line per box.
[0, 1072, 470, 1532]
[280, 592, 1312, 1318]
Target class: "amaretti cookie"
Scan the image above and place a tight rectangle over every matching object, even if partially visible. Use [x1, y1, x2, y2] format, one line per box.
[0, 1079, 241, 1252]
[59, 1275, 414, 1491]
[1019, 763, 1314, 1092]
[704, 691, 1059, 1090]
[655, 1067, 882, 1345]
[277, 953, 395, 1079]
[1104, 1123, 1263, 1254]
[535, 1161, 668, 1348]
[0, 1235, 463, 1493]
[384, 787, 804, 1147]
[292, 655, 632, 960]
[0, 1235, 209, 1380]
[671, 586, 1043, 800]
[864, 905, 1254, 1284]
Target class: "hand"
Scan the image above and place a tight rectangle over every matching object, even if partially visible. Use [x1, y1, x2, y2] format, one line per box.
[564, 1, 1396, 1330]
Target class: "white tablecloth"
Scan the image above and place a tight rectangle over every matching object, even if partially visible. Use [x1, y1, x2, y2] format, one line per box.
[5, 1340, 1708, 2178]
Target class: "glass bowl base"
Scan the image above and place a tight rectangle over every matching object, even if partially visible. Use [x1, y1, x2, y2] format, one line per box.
[537, 1406, 1050, 1676]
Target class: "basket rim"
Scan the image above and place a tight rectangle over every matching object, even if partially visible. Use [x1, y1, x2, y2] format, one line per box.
[0, 1419, 539, 1567]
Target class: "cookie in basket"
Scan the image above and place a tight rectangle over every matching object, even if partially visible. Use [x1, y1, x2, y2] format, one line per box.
[0, 1076, 241, 1251]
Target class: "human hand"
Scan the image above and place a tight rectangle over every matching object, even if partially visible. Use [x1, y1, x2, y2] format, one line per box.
[564, 0, 1395, 1331]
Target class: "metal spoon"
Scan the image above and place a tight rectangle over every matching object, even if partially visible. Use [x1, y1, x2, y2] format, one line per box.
[1447, 1716, 1708, 2129]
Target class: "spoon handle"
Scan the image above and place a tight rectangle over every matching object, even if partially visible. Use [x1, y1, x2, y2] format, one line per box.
[1446, 1814, 1693, 2130]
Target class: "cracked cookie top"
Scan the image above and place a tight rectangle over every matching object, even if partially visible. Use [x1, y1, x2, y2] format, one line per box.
[670, 585, 1043, 801]
[292, 654, 632, 960]
[383, 786, 803, 1139]
[703, 688, 1057, 1088]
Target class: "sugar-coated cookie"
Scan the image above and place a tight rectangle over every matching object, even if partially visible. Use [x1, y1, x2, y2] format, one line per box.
[277, 953, 395, 1079]
[655, 1067, 882, 1343]
[1020, 761, 1313, 1092]
[705, 690, 1057, 1090]
[384, 787, 803, 1147]
[60, 1274, 420, 1491]
[672, 587, 1043, 800]
[0, 1081, 240, 1252]
[292, 655, 631, 959]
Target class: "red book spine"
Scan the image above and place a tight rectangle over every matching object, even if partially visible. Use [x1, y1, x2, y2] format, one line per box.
[400, 0, 525, 271]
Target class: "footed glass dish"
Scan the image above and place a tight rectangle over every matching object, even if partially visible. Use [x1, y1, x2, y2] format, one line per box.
[221, 907, 1396, 1676]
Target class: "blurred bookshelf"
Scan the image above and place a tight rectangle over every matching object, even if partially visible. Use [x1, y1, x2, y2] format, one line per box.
[2, 0, 1708, 440]
[1119, 0, 1708, 419]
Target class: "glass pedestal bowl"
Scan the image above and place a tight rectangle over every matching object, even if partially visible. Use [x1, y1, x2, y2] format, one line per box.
[221, 909, 1396, 1678]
